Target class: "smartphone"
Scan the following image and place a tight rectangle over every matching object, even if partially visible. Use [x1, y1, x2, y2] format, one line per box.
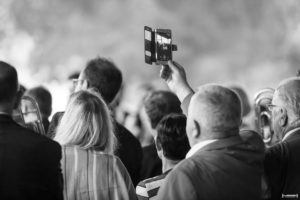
[144, 26, 176, 65]
[144, 26, 154, 65]
[154, 29, 172, 65]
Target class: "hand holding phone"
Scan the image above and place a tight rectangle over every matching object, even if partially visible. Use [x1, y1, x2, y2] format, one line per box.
[160, 61, 194, 102]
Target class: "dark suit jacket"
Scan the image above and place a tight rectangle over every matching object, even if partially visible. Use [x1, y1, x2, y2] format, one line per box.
[0, 114, 63, 200]
[157, 92, 264, 200]
[264, 128, 300, 199]
[157, 134, 264, 200]
[48, 112, 143, 186]
[140, 143, 162, 181]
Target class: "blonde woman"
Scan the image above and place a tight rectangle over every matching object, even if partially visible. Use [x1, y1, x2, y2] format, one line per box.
[55, 89, 137, 200]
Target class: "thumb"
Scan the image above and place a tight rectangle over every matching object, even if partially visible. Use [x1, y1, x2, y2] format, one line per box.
[160, 65, 171, 80]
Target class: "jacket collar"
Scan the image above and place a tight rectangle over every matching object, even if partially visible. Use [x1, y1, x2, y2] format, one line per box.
[197, 135, 244, 152]
[283, 127, 300, 142]
[186, 139, 218, 158]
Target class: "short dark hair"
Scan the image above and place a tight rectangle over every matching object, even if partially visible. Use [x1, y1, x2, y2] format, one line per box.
[144, 91, 182, 129]
[25, 86, 52, 118]
[156, 114, 190, 160]
[68, 72, 80, 80]
[82, 57, 122, 103]
[0, 61, 18, 104]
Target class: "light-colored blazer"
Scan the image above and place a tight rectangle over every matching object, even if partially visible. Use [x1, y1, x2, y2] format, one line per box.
[61, 146, 137, 200]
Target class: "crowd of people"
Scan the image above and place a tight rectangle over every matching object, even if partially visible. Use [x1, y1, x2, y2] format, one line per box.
[0, 55, 299, 200]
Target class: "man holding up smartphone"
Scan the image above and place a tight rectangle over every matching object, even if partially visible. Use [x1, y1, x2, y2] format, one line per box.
[156, 61, 264, 200]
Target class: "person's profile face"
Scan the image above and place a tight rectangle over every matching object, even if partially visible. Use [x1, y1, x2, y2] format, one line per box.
[73, 73, 88, 92]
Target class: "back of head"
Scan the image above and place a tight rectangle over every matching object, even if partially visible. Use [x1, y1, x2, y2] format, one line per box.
[0, 61, 18, 105]
[55, 89, 116, 153]
[156, 114, 190, 160]
[144, 90, 182, 129]
[230, 86, 251, 117]
[81, 57, 122, 104]
[189, 84, 242, 136]
[275, 77, 300, 121]
[25, 86, 52, 118]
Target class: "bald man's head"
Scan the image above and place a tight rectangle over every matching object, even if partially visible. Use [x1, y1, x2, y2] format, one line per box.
[186, 84, 242, 145]
[0, 61, 18, 104]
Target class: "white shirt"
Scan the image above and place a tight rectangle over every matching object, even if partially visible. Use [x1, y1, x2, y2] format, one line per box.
[282, 127, 300, 141]
[186, 139, 218, 158]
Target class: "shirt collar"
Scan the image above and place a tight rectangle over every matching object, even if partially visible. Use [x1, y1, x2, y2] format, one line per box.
[283, 127, 300, 141]
[186, 139, 218, 158]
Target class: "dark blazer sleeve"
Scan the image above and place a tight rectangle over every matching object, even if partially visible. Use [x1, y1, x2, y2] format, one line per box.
[140, 143, 162, 181]
[38, 140, 64, 200]
[264, 143, 288, 199]
[114, 122, 143, 187]
[115, 157, 138, 200]
[47, 112, 64, 139]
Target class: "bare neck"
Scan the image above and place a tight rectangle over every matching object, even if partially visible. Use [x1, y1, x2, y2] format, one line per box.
[162, 157, 180, 173]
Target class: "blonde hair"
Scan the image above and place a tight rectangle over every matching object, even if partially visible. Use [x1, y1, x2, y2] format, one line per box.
[54, 89, 116, 153]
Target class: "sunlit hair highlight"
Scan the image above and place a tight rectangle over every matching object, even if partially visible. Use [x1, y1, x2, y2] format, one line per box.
[54, 89, 116, 153]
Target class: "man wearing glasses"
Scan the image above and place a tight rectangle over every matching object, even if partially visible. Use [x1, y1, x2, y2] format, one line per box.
[264, 77, 300, 199]
[48, 57, 143, 187]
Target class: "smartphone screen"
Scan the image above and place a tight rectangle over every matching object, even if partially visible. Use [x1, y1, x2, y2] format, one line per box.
[155, 29, 172, 64]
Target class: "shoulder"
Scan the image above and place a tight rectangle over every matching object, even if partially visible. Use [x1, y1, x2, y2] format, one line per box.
[166, 158, 199, 182]
[136, 174, 167, 199]
[264, 142, 287, 168]
[266, 142, 284, 156]
[17, 123, 60, 149]
[114, 122, 138, 142]
[114, 122, 142, 151]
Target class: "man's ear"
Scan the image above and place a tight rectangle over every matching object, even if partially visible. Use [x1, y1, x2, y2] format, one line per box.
[279, 108, 288, 127]
[192, 120, 201, 138]
[154, 136, 161, 151]
[155, 137, 163, 159]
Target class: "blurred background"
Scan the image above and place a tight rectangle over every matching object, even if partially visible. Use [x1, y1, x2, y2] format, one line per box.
[1, 0, 300, 119]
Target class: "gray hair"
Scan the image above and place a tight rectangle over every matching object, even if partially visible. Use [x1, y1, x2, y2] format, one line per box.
[277, 77, 300, 119]
[190, 84, 242, 132]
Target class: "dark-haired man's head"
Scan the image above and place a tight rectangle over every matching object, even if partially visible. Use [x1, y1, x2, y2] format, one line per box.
[144, 90, 182, 130]
[0, 61, 18, 113]
[25, 86, 52, 119]
[156, 114, 190, 161]
[76, 57, 122, 104]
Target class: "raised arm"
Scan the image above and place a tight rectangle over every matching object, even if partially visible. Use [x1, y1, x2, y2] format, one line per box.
[160, 61, 194, 114]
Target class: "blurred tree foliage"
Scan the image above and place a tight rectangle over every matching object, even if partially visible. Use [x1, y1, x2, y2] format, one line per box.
[1, 0, 300, 95]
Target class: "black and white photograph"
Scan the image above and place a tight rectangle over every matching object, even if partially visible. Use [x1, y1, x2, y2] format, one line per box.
[0, 0, 300, 199]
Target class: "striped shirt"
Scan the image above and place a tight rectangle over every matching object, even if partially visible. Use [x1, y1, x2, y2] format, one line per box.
[136, 170, 171, 200]
[61, 146, 137, 200]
